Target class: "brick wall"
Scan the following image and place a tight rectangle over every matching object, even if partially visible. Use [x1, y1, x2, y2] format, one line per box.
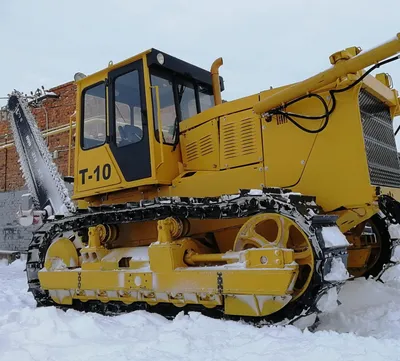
[0, 82, 76, 251]
[0, 81, 76, 190]
[0, 189, 39, 251]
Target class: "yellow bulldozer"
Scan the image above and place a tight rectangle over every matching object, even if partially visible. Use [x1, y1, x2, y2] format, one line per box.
[6, 32, 400, 326]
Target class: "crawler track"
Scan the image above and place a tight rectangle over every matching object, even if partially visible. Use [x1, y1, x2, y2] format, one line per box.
[26, 189, 348, 326]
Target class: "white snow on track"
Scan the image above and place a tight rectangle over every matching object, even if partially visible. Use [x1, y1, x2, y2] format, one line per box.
[1, 260, 400, 361]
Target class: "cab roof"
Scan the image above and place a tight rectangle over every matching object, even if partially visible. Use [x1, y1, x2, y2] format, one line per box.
[147, 48, 224, 91]
[76, 48, 224, 92]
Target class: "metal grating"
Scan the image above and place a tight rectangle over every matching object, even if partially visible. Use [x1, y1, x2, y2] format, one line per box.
[359, 89, 400, 187]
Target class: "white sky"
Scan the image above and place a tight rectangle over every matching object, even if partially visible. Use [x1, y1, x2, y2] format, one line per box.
[1, 0, 400, 134]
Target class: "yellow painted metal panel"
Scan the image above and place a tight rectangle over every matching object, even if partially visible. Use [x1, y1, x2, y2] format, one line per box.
[75, 145, 122, 193]
[40, 267, 295, 296]
[171, 164, 265, 197]
[260, 84, 375, 212]
[347, 248, 371, 268]
[225, 294, 293, 316]
[179, 94, 260, 132]
[154, 271, 217, 293]
[142, 55, 158, 182]
[262, 93, 323, 187]
[181, 119, 219, 171]
[39, 269, 78, 290]
[222, 269, 295, 294]
[362, 75, 398, 107]
[290, 87, 374, 212]
[220, 111, 263, 169]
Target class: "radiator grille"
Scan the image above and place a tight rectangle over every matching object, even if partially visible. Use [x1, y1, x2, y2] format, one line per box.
[359, 89, 400, 187]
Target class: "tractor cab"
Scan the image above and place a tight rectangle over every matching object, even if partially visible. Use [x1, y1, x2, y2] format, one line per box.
[74, 49, 224, 201]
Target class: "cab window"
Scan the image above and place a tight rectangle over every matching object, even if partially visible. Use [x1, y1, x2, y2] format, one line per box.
[176, 80, 197, 121]
[151, 73, 177, 145]
[198, 85, 215, 111]
[114, 70, 143, 147]
[82, 82, 106, 150]
[150, 69, 215, 146]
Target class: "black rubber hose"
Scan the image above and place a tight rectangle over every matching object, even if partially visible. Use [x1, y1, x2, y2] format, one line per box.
[267, 55, 400, 134]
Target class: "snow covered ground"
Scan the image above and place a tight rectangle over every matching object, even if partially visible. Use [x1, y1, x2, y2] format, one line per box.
[1, 260, 400, 361]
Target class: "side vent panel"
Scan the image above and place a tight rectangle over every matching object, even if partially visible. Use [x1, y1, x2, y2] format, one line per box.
[220, 112, 263, 169]
[181, 119, 219, 171]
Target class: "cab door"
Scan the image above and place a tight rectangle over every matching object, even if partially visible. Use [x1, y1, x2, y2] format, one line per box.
[108, 60, 152, 181]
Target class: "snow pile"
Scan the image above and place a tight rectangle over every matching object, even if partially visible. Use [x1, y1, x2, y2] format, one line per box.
[388, 223, 400, 239]
[325, 257, 350, 282]
[316, 287, 339, 313]
[1, 261, 400, 361]
[322, 226, 350, 248]
[318, 267, 400, 339]
[391, 245, 400, 262]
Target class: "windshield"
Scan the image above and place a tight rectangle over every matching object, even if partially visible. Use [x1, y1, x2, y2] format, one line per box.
[150, 68, 216, 145]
